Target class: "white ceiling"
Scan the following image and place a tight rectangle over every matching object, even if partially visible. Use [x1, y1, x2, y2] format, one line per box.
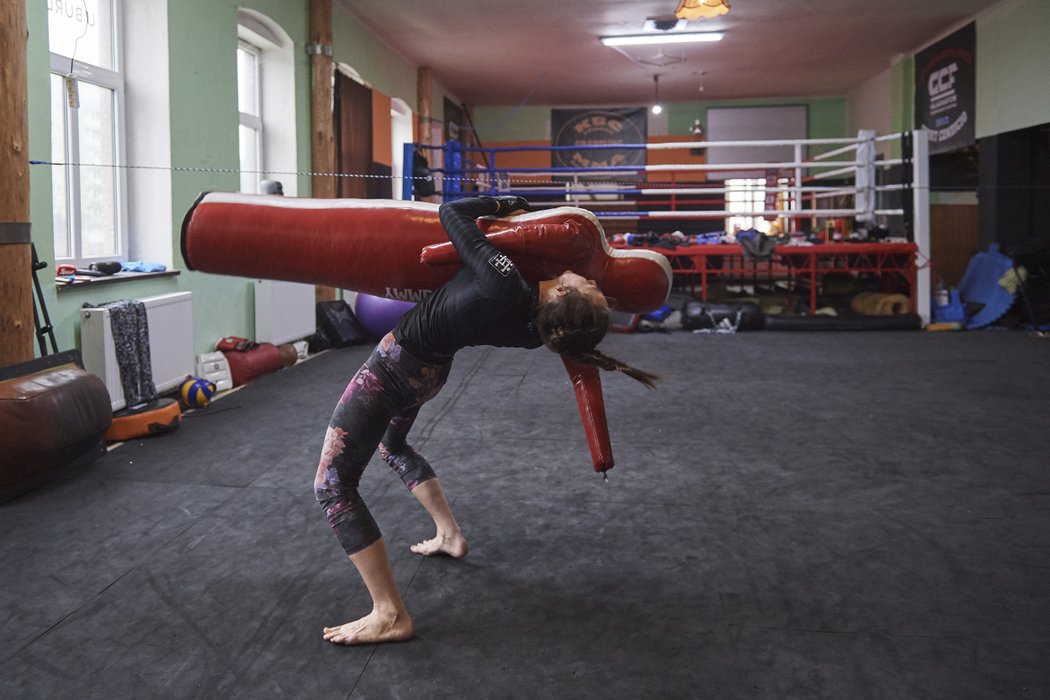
[338, 0, 991, 107]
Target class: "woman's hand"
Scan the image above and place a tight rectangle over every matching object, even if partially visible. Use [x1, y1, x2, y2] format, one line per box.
[485, 195, 531, 217]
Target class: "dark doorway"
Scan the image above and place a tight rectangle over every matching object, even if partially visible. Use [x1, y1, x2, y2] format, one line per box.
[335, 73, 372, 199]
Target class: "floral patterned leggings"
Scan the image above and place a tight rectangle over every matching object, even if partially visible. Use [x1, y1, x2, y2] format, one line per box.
[314, 332, 452, 556]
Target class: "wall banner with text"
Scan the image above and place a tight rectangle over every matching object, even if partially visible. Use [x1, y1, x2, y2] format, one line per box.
[915, 22, 975, 155]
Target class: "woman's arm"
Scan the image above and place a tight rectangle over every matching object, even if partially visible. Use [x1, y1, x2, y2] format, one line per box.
[438, 196, 530, 294]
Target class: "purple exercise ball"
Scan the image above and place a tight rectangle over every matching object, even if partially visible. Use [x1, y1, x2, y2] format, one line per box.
[354, 293, 416, 339]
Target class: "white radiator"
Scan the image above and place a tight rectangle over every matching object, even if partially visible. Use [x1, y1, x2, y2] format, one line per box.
[254, 280, 315, 345]
[81, 292, 195, 412]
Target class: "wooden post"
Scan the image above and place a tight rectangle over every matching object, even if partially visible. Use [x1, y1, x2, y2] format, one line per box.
[415, 67, 440, 204]
[0, 0, 35, 365]
[417, 67, 432, 147]
[308, 0, 337, 302]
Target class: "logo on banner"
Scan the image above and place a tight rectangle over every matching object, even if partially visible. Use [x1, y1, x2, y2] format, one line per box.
[551, 108, 647, 180]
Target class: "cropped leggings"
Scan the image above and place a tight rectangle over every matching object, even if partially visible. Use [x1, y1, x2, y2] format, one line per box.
[314, 332, 452, 556]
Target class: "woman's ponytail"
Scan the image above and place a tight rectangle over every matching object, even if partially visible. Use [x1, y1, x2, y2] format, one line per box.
[567, 349, 660, 389]
[536, 287, 659, 389]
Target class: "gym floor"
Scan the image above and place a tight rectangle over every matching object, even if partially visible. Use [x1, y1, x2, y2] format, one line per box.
[2, 328, 1048, 698]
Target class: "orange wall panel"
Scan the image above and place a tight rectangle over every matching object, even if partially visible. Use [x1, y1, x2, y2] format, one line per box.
[483, 140, 550, 186]
[483, 137, 705, 184]
[646, 135, 706, 183]
[372, 91, 392, 166]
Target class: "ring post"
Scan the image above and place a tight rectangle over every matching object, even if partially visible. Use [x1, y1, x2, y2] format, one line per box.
[855, 130, 877, 224]
[911, 129, 931, 325]
[402, 142, 414, 200]
[445, 140, 462, 200]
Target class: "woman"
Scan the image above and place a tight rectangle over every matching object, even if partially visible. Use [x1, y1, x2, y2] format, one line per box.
[316, 195, 656, 645]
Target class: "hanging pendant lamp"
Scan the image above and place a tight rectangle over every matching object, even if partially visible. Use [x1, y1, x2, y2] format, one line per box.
[674, 0, 730, 20]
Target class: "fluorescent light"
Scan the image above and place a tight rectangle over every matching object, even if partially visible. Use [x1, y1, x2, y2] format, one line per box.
[601, 32, 723, 47]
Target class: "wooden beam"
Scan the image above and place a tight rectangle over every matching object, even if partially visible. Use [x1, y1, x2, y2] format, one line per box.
[0, 0, 35, 365]
[417, 67, 432, 147]
[309, 0, 337, 302]
[309, 0, 335, 199]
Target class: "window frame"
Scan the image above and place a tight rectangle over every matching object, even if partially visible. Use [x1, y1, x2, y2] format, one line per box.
[48, 0, 129, 266]
[237, 39, 264, 194]
[237, 9, 298, 197]
[725, 177, 760, 233]
[725, 177, 775, 234]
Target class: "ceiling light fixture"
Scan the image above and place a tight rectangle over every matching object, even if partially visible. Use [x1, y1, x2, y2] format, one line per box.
[651, 75, 663, 115]
[674, 0, 731, 21]
[643, 18, 687, 32]
[600, 32, 723, 47]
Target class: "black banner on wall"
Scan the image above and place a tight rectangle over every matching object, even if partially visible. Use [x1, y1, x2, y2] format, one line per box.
[915, 22, 976, 155]
[550, 108, 647, 181]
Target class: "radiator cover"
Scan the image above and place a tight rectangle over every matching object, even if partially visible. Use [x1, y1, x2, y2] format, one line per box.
[80, 292, 195, 411]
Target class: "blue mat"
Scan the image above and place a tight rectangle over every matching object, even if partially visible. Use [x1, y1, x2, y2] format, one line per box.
[957, 244, 1016, 329]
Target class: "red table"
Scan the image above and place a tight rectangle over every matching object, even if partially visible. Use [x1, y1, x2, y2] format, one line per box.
[616, 242, 918, 314]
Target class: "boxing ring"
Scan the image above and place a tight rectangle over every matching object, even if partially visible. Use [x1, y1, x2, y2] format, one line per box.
[405, 129, 931, 322]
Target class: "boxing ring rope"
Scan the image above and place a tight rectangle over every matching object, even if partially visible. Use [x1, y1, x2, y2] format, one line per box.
[408, 129, 931, 324]
[410, 131, 922, 227]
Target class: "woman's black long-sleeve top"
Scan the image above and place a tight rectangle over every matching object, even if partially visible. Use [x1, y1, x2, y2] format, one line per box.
[394, 197, 542, 363]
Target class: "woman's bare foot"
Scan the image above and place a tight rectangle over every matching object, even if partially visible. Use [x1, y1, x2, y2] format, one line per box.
[322, 609, 414, 645]
[410, 530, 469, 558]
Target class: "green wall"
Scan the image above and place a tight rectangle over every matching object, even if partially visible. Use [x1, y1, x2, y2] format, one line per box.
[469, 105, 552, 142]
[976, 0, 1050, 138]
[165, 1, 312, 356]
[889, 56, 914, 137]
[473, 97, 847, 143]
[332, 3, 416, 109]
[27, 0, 65, 348]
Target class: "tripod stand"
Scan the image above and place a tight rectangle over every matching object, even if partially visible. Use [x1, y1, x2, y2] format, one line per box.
[30, 243, 59, 355]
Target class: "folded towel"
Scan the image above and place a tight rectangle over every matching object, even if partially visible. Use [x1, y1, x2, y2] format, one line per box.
[121, 261, 168, 273]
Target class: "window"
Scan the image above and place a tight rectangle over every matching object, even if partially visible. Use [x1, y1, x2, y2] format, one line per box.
[724, 176, 792, 235]
[237, 41, 263, 194]
[237, 10, 297, 197]
[48, 0, 126, 264]
[725, 178, 770, 234]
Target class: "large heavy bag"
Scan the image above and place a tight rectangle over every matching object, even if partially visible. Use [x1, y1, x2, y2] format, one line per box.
[681, 300, 764, 331]
[222, 343, 284, 387]
[0, 351, 111, 499]
[181, 193, 672, 314]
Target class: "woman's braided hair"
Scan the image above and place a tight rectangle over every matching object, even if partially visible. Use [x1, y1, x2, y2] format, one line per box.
[534, 288, 659, 389]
